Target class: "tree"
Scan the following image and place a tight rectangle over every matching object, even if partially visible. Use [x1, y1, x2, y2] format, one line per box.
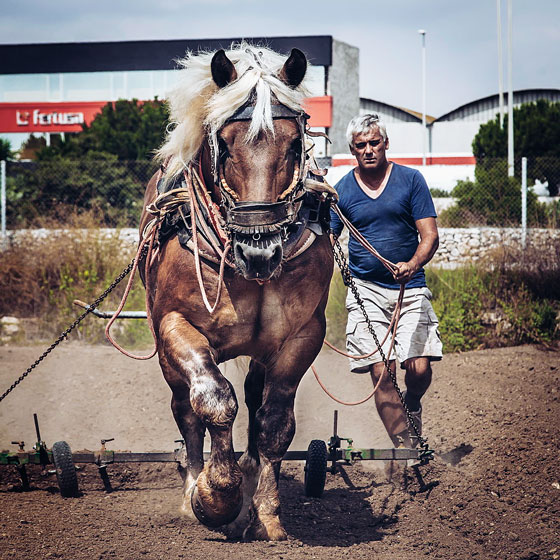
[7, 98, 169, 227]
[37, 98, 169, 161]
[439, 161, 545, 227]
[0, 138, 14, 160]
[472, 100, 560, 196]
[18, 134, 47, 160]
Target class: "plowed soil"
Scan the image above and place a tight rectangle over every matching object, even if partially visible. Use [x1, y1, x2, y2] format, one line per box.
[1, 343, 559, 559]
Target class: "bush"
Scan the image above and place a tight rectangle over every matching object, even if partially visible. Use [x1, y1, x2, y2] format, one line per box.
[438, 159, 548, 227]
[6, 157, 156, 228]
[430, 188, 451, 198]
[325, 255, 559, 354]
[325, 271, 347, 348]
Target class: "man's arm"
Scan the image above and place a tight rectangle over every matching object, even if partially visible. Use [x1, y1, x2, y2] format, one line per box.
[393, 217, 439, 284]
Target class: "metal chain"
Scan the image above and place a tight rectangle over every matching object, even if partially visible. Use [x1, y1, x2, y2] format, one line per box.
[0, 251, 143, 404]
[333, 238, 432, 458]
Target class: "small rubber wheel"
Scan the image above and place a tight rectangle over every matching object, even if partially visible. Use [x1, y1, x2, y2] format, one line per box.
[51, 441, 79, 497]
[304, 439, 328, 498]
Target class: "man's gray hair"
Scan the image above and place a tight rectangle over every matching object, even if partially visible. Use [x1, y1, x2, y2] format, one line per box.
[346, 113, 388, 146]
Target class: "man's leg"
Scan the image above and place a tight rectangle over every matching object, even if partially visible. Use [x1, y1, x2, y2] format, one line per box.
[370, 357, 432, 447]
[402, 357, 432, 445]
[370, 360, 412, 448]
[402, 357, 432, 412]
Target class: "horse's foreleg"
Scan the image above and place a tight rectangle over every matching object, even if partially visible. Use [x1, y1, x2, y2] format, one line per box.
[158, 312, 242, 528]
[244, 320, 326, 541]
[223, 359, 265, 538]
[161, 352, 205, 518]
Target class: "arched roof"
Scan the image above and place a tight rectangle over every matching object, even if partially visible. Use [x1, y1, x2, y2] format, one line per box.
[435, 88, 560, 122]
[360, 97, 437, 124]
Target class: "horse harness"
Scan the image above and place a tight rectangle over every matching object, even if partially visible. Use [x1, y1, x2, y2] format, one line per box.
[150, 100, 335, 268]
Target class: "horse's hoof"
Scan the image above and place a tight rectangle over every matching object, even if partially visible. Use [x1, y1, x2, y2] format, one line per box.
[190, 483, 243, 528]
[243, 514, 287, 541]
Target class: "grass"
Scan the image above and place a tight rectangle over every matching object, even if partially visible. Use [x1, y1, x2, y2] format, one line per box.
[325, 239, 560, 354]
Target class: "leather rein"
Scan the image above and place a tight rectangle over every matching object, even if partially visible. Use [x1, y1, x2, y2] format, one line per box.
[104, 101, 335, 357]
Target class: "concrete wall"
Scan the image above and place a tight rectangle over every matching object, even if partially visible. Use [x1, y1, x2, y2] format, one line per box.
[329, 40, 360, 156]
[5, 228, 558, 272]
[430, 121, 482, 154]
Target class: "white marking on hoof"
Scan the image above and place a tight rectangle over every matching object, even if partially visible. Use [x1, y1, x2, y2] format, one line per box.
[179, 476, 197, 520]
[222, 453, 260, 538]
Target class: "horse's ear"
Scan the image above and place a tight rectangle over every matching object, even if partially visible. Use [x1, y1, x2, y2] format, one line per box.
[211, 50, 238, 88]
[279, 48, 307, 88]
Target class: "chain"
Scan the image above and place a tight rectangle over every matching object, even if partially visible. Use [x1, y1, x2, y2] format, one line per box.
[332, 238, 432, 459]
[0, 250, 144, 404]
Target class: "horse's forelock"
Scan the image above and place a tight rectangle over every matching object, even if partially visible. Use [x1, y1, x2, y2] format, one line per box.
[157, 44, 309, 180]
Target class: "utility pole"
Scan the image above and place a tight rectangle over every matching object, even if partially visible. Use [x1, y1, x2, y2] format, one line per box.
[507, 0, 514, 177]
[418, 29, 427, 167]
[497, 0, 505, 126]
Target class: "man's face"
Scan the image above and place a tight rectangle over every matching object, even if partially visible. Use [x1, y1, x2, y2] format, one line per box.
[350, 127, 389, 171]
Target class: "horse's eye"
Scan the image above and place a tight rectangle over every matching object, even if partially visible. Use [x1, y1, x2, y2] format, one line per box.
[289, 138, 302, 158]
[218, 138, 230, 162]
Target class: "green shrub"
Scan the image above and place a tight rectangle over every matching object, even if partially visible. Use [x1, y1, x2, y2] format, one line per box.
[325, 271, 347, 348]
[325, 263, 559, 355]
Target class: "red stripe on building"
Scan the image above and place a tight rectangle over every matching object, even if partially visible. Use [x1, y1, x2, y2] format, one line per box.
[302, 96, 332, 128]
[332, 155, 476, 166]
[0, 96, 334, 134]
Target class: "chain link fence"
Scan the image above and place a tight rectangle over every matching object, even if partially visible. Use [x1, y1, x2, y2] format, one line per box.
[0, 156, 559, 231]
[2, 159, 158, 229]
[433, 156, 560, 228]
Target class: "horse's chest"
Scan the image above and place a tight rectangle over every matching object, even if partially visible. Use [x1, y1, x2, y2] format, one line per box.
[208, 289, 304, 354]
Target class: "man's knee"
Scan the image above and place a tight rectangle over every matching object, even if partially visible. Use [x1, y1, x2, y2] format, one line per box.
[370, 361, 396, 388]
[402, 357, 431, 378]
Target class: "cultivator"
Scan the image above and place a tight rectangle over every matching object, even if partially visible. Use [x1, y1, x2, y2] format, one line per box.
[1, 411, 431, 498]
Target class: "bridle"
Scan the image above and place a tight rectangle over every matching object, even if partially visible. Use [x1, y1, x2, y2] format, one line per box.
[207, 100, 311, 237]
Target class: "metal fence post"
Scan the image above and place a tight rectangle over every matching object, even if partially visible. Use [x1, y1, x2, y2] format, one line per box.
[521, 156, 527, 248]
[1, 160, 6, 244]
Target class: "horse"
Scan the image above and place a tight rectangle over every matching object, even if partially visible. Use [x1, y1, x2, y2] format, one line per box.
[138, 44, 334, 541]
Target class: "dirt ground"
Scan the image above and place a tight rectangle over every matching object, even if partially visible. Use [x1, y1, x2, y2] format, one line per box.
[0, 342, 559, 559]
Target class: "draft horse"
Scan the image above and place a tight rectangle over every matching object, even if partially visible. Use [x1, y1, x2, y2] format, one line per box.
[138, 45, 334, 540]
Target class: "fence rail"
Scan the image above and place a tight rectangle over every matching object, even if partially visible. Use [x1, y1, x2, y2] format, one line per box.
[0, 156, 559, 232]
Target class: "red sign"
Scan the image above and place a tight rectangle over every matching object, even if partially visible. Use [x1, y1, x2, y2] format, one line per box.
[0, 102, 107, 133]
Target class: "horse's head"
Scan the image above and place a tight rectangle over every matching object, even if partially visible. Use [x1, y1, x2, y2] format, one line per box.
[206, 48, 308, 281]
[158, 45, 311, 282]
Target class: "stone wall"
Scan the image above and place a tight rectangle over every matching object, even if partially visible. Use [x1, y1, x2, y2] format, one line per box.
[3, 227, 559, 270]
[433, 227, 560, 268]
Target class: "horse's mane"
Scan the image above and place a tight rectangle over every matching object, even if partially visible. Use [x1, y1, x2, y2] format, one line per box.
[157, 42, 310, 179]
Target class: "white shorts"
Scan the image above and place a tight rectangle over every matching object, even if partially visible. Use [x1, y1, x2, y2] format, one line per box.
[345, 278, 443, 373]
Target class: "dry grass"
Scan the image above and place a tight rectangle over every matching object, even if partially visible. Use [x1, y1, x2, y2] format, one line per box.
[0, 210, 150, 345]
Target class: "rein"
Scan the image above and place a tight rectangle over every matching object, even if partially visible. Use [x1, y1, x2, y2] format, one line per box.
[103, 100, 333, 355]
[310, 204, 405, 406]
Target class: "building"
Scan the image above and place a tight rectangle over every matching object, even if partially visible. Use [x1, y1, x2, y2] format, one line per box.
[338, 88, 560, 191]
[1, 37, 558, 191]
[0, 36, 359, 159]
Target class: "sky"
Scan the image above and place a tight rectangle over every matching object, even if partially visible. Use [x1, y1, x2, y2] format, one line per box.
[1, 0, 558, 117]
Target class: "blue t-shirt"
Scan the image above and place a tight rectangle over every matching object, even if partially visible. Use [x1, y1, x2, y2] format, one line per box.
[330, 163, 436, 289]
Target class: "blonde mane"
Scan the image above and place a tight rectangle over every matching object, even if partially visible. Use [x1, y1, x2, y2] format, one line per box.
[157, 43, 310, 180]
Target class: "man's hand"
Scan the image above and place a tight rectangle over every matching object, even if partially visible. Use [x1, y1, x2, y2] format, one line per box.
[393, 260, 419, 284]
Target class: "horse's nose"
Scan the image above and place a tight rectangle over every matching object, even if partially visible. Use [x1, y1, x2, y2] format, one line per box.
[233, 233, 283, 280]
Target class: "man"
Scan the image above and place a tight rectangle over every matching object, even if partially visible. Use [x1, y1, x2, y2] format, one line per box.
[330, 113, 442, 449]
